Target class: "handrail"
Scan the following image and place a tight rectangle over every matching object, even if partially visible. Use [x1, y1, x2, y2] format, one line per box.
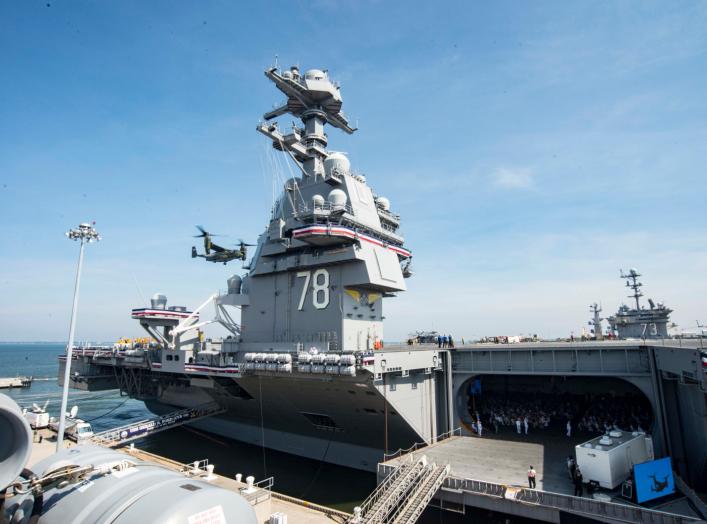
[401, 469, 701, 524]
[383, 428, 462, 461]
[92, 403, 225, 447]
[674, 474, 707, 520]
[297, 201, 355, 216]
[239, 476, 274, 505]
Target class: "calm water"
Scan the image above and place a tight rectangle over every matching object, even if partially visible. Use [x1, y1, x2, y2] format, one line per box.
[0, 343, 375, 511]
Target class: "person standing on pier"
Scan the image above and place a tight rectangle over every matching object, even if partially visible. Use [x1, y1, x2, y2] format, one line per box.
[516, 418, 522, 434]
[566, 420, 572, 437]
[524, 416, 529, 435]
[527, 465, 536, 489]
[573, 468, 584, 496]
[567, 456, 576, 480]
[437, 335, 442, 348]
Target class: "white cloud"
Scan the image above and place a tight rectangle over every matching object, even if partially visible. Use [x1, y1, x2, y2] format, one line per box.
[492, 167, 534, 189]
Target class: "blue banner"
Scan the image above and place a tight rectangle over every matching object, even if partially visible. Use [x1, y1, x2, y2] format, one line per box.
[634, 457, 675, 504]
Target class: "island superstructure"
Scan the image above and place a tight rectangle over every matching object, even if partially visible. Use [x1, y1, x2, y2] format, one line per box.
[606, 269, 673, 339]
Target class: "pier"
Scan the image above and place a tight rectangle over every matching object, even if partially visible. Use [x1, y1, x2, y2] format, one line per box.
[27, 428, 351, 524]
[0, 376, 32, 389]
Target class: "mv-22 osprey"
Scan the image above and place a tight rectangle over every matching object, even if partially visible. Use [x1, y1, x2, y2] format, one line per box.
[191, 225, 254, 265]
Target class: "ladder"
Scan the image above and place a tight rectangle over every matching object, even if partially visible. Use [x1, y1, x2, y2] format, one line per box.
[91, 402, 226, 447]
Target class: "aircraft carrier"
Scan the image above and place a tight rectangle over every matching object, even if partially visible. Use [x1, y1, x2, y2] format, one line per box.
[58, 64, 707, 494]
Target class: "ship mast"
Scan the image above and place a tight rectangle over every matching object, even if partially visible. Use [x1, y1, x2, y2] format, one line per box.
[620, 268, 643, 310]
[589, 302, 603, 340]
[256, 66, 356, 180]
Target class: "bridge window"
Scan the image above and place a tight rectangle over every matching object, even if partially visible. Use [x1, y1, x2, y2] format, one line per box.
[166, 355, 173, 361]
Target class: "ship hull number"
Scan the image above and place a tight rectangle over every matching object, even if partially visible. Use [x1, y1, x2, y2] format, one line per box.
[296, 269, 330, 310]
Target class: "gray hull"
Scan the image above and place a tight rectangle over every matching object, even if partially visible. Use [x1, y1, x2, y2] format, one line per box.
[145, 371, 432, 471]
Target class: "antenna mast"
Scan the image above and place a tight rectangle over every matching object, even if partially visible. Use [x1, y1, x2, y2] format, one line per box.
[589, 302, 603, 340]
[620, 269, 643, 310]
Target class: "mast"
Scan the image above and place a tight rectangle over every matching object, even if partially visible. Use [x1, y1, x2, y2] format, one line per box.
[589, 303, 603, 340]
[257, 66, 356, 180]
[620, 268, 643, 310]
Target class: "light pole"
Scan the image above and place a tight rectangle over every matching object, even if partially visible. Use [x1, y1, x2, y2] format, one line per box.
[57, 222, 100, 451]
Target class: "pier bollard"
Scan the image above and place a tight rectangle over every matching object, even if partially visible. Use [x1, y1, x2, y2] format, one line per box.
[205, 464, 215, 481]
[245, 475, 255, 493]
[352, 507, 361, 523]
[191, 461, 200, 475]
[236, 473, 242, 483]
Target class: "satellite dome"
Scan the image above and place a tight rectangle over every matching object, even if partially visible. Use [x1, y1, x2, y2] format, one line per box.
[227, 275, 242, 295]
[376, 197, 390, 211]
[323, 152, 350, 176]
[312, 194, 325, 207]
[151, 293, 167, 309]
[282, 70, 293, 79]
[328, 189, 347, 209]
[305, 69, 325, 80]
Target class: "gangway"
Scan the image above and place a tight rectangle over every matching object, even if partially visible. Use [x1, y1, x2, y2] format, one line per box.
[350, 455, 449, 524]
[91, 403, 226, 447]
[390, 463, 450, 524]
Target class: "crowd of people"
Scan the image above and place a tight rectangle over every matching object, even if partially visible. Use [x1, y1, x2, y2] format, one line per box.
[468, 391, 652, 437]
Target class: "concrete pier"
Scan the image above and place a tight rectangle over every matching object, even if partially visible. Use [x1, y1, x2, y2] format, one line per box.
[0, 376, 32, 388]
[26, 429, 350, 524]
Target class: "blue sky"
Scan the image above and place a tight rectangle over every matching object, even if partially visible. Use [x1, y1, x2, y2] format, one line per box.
[1, 1, 706, 342]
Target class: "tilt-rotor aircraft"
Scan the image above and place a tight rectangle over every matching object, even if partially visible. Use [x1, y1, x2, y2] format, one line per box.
[191, 226, 254, 265]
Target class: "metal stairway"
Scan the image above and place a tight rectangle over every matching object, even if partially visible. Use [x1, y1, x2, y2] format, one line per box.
[390, 463, 450, 524]
[351, 456, 449, 524]
[91, 402, 226, 447]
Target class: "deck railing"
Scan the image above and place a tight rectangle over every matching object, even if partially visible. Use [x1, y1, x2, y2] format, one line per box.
[375, 465, 702, 524]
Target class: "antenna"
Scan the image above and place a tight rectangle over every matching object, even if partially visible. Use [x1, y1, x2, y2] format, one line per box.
[589, 302, 604, 340]
[620, 268, 643, 310]
[132, 274, 147, 305]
